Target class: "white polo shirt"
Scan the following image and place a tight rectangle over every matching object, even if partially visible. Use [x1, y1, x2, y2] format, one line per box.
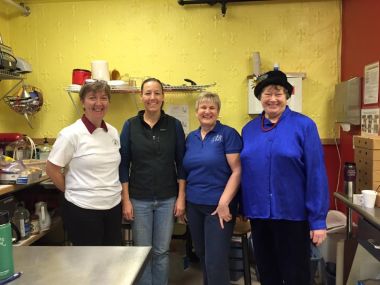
[48, 119, 122, 210]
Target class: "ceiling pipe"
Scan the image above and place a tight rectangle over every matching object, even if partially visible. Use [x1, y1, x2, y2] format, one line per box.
[178, 0, 267, 16]
[2, 0, 30, 16]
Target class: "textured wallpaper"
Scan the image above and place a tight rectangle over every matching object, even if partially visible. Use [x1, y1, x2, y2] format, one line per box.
[0, 0, 341, 139]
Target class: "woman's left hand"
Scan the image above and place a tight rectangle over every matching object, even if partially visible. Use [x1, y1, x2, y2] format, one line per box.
[212, 204, 232, 229]
[310, 229, 327, 246]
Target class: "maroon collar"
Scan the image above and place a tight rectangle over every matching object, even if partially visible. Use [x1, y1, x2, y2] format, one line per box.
[81, 115, 108, 134]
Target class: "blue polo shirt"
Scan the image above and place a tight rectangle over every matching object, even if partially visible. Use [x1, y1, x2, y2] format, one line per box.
[240, 107, 329, 230]
[183, 121, 242, 205]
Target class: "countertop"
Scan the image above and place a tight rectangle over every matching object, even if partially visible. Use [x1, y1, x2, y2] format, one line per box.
[334, 192, 380, 230]
[11, 246, 151, 285]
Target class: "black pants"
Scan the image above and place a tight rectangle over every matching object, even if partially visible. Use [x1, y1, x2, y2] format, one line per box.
[62, 199, 122, 246]
[250, 219, 310, 285]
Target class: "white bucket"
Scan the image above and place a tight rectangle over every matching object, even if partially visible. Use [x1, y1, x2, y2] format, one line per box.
[91, 60, 110, 81]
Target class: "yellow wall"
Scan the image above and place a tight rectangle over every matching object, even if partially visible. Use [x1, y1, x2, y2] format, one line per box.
[0, 0, 341, 139]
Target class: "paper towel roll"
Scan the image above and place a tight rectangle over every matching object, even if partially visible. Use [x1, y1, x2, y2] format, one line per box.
[91, 60, 110, 81]
[252, 52, 261, 76]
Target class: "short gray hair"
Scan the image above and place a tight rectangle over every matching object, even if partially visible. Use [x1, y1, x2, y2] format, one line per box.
[195, 92, 221, 111]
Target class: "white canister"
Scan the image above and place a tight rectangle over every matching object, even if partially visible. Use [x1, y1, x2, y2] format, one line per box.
[91, 60, 110, 81]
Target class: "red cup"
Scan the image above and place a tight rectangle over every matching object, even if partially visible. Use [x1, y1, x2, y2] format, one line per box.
[72, 69, 91, 85]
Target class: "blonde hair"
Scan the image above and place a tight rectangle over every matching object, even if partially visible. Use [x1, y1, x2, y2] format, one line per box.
[195, 92, 221, 111]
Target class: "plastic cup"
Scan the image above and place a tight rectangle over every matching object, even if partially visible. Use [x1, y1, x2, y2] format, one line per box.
[352, 194, 363, 206]
[361, 190, 377, 208]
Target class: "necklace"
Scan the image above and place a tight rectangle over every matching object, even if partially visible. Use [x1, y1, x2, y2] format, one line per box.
[261, 113, 280, 132]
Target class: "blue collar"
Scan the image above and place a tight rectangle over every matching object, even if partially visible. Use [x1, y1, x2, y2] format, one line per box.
[195, 120, 222, 139]
[261, 106, 291, 127]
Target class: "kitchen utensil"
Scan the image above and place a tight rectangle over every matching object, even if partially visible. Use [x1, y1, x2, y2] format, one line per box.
[34, 201, 51, 231]
[72, 69, 91, 85]
[111, 69, 121, 80]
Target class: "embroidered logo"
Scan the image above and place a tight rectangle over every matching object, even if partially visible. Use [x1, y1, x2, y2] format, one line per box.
[212, 134, 223, 143]
[112, 139, 119, 146]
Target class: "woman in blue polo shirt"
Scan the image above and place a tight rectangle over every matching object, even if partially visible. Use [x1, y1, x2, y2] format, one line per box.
[183, 92, 242, 285]
[240, 70, 329, 285]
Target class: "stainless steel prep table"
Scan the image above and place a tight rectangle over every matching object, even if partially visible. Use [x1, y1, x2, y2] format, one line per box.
[11, 246, 151, 285]
[334, 192, 380, 283]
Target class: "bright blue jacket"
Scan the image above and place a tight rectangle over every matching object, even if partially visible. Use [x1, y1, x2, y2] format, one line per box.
[240, 107, 329, 230]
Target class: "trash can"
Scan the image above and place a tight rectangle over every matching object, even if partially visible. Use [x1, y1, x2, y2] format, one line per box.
[319, 210, 346, 285]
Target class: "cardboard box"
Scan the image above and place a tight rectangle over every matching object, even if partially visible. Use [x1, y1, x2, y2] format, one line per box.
[357, 168, 380, 182]
[376, 192, 380, 207]
[356, 159, 380, 171]
[356, 180, 379, 192]
[353, 135, 380, 149]
[355, 148, 380, 161]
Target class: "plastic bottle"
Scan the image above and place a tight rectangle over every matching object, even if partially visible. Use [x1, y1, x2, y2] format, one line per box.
[39, 138, 51, 161]
[12, 203, 31, 240]
[0, 211, 15, 281]
[274, 63, 280, 71]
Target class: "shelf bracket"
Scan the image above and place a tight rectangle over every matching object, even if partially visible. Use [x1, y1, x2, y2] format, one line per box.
[0, 78, 23, 100]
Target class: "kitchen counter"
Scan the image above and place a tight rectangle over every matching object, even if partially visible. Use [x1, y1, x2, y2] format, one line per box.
[334, 192, 380, 230]
[334, 192, 380, 284]
[11, 246, 151, 285]
[0, 175, 49, 196]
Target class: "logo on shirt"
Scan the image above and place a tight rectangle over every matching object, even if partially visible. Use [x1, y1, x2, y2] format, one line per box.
[211, 134, 223, 143]
[112, 139, 119, 146]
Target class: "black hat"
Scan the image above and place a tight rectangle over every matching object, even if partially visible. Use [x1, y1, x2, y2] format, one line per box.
[254, 70, 293, 100]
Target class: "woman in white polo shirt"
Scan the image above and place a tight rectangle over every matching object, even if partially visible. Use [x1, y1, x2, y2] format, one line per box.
[46, 80, 122, 245]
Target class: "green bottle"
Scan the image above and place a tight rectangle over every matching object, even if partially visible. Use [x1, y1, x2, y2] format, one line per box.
[0, 211, 14, 281]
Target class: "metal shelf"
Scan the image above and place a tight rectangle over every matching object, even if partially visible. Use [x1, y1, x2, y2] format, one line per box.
[0, 70, 25, 101]
[65, 82, 215, 94]
[0, 70, 25, 80]
[66, 82, 216, 116]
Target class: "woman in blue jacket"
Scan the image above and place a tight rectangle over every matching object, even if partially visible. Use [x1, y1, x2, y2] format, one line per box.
[241, 70, 329, 285]
[183, 92, 242, 285]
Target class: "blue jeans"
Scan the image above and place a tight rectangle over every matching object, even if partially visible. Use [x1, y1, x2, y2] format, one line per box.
[131, 197, 176, 285]
[187, 202, 236, 285]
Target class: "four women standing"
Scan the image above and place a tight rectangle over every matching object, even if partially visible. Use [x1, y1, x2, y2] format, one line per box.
[48, 74, 329, 285]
